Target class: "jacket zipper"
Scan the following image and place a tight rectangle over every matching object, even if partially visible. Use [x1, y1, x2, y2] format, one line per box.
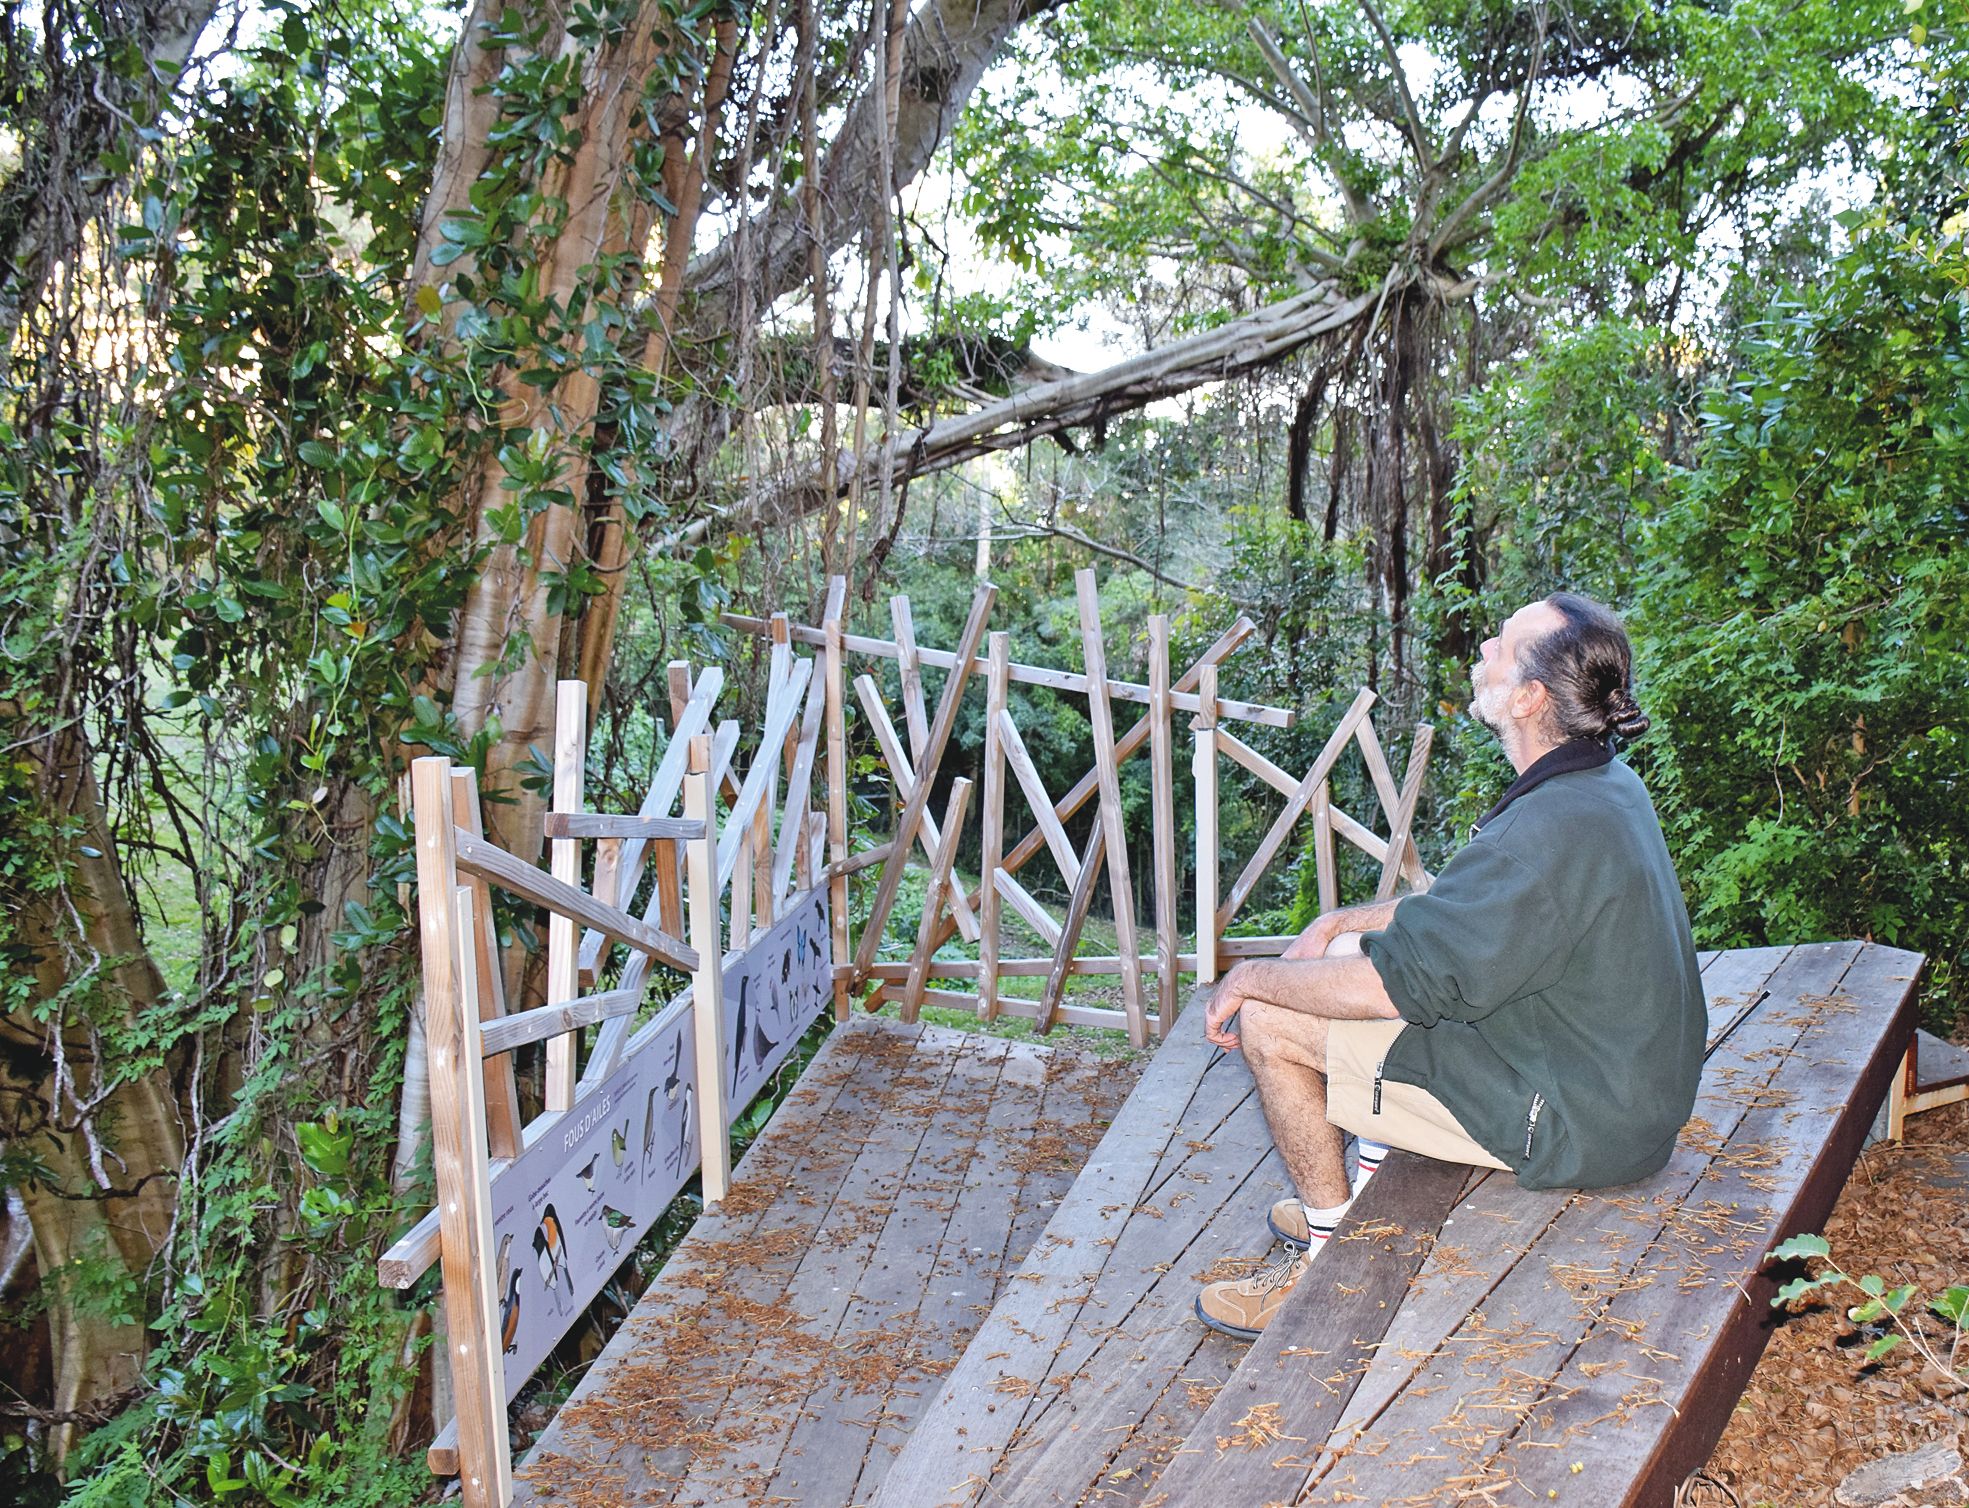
[1372, 1057, 1387, 1116]
[1524, 1092, 1546, 1160]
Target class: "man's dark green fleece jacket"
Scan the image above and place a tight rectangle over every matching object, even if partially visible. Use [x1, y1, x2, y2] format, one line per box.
[1361, 743, 1705, 1191]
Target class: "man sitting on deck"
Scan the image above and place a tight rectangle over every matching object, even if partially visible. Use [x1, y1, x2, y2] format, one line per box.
[1194, 593, 1706, 1340]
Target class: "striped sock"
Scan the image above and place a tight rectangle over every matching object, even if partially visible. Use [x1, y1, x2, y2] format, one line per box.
[1304, 1196, 1352, 1250]
[1352, 1139, 1388, 1195]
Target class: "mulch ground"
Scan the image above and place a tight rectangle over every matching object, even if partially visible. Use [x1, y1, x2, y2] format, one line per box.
[1698, 1097, 1969, 1506]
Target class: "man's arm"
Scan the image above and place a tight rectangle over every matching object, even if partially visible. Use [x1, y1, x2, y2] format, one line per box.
[1280, 896, 1404, 960]
[1203, 955, 1401, 1048]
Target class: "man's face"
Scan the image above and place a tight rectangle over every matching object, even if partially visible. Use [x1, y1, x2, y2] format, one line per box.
[1471, 602, 1563, 735]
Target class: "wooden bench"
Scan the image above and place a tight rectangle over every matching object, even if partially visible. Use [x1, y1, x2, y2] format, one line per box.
[870, 941, 1921, 1507]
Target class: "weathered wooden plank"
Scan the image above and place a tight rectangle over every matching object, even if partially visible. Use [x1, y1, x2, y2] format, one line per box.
[667, 1028, 976, 1504]
[479, 988, 641, 1059]
[1139, 945, 1799, 1506]
[867, 1001, 1230, 1508]
[823, 575, 851, 1021]
[450, 766, 523, 1163]
[1077, 570, 1147, 1046]
[1142, 1154, 1475, 1508]
[757, 1036, 1018, 1505]
[722, 611, 1289, 726]
[543, 813, 704, 841]
[1311, 778, 1339, 915]
[852, 582, 996, 976]
[1215, 725, 1299, 798]
[1498, 943, 1921, 1507]
[993, 868, 1064, 948]
[874, 984, 1133, 1033]
[891, 593, 931, 766]
[546, 679, 587, 1110]
[769, 653, 828, 907]
[715, 656, 813, 890]
[1148, 613, 1179, 1038]
[454, 831, 697, 973]
[683, 734, 730, 1206]
[901, 778, 974, 1023]
[408, 761, 511, 1508]
[997, 707, 1080, 886]
[1373, 721, 1434, 901]
[1193, 661, 1219, 986]
[1299, 943, 1863, 1503]
[980, 633, 1010, 1022]
[1035, 821, 1106, 1033]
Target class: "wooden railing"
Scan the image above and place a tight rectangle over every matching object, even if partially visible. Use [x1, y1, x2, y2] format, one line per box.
[392, 568, 1435, 1504]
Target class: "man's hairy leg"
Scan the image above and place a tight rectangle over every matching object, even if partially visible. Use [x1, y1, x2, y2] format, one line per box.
[1239, 1002, 1351, 1208]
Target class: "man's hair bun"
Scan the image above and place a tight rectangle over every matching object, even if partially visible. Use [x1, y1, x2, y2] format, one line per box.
[1606, 686, 1650, 741]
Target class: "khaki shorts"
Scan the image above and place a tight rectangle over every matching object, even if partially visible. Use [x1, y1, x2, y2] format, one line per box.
[1325, 1016, 1510, 1172]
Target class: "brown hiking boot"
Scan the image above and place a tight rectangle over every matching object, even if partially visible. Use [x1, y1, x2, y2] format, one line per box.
[1195, 1249, 1311, 1340]
[1267, 1197, 1311, 1249]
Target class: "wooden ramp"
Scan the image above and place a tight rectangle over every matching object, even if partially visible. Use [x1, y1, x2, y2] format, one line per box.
[511, 1018, 1134, 1508]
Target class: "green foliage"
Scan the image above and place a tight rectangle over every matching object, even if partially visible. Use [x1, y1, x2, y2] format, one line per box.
[1768, 1231, 1969, 1383]
[1635, 213, 1969, 1026]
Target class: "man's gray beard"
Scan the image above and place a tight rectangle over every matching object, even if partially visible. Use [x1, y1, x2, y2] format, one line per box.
[1471, 665, 1504, 734]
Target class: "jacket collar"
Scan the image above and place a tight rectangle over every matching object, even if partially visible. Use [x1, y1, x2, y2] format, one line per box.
[1473, 737, 1613, 833]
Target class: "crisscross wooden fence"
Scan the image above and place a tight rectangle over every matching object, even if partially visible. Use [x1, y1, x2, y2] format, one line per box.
[385, 568, 1435, 1505]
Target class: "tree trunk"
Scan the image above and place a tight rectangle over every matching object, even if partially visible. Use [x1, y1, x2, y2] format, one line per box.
[1, 732, 185, 1467]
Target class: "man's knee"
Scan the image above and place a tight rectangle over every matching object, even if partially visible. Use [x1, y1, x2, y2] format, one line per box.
[1240, 1001, 1321, 1067]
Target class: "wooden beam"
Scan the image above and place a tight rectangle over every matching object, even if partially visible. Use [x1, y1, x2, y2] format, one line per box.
[851, 581, 996, 977]
[770, 656, 828, 907]
[450, 767, 522, 1162]
[853, 674, 980, 941]
[408, 760, 511, 1508]
[684, 735, 730, 1204]
[1036, 822, 1106, 1034]
[890, 594, 930, 764]
[900, 778, 973, 1023]
[994, 869, 1064, 948]
[545, 813, 705, 841]
[546, 680, 586, 1111]
[1148, 613, 1178, 1038]
[454, 832, 697, 973]
[1373, 723, 1434, 901]
[722, 611, 1291, 726]
[997, 708, 1079, 886]
[859, 953, 1197, 981]
[1077, 571, 1146, 1046]
[1217, 687, 1378, 935]
[980, 633, 1009, 1023]
[1193, 662, 1219, 986]
[872, 983, 1132, 1033]
[822, 577, 851, 1021]
[1215, 726, 1300, 799]
[480, 988, 642, 1059]
[716, 658, 813, 889]
[1311, 780, 1339, 915]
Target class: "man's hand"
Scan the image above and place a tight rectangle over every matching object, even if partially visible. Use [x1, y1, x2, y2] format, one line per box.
[1281, 915, 1338, 961]
[1205, 964, 1251, 1050]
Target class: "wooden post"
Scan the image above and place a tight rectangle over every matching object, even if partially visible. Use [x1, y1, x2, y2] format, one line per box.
[1148, 614, 1178, 1038]
[1037, 825, 1106, 1032]
[1076, 570, 1146, 1047]
[545, 680, 586, 1112]
[980, 633, 1009, 1023]
[901, 778, 973, 1024]
[822, 577, 851, 1021]
[449, 767, 523, 1162]
[1312, 779, 1340, 916]
[1193, 662, 1219, 985]
[1887, 1041, 1914, 1141]
[409, 759, 512, 1508]
[851, 581, 995, 978]
[683, 734, 731, 1204]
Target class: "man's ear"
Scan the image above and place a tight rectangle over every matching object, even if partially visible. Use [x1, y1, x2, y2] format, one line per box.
[1513, 678, 1549, 723]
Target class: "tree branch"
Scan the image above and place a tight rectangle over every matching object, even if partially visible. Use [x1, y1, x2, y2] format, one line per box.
[1355, 0, 1435, 170]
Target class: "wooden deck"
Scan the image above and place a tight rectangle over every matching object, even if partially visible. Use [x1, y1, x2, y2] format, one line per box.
[511, 1017, 1135, 1508]
[514, 942, 1918, 1508]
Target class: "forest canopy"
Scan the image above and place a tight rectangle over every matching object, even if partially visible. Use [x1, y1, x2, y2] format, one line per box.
[0, 0, 1962, 1500]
